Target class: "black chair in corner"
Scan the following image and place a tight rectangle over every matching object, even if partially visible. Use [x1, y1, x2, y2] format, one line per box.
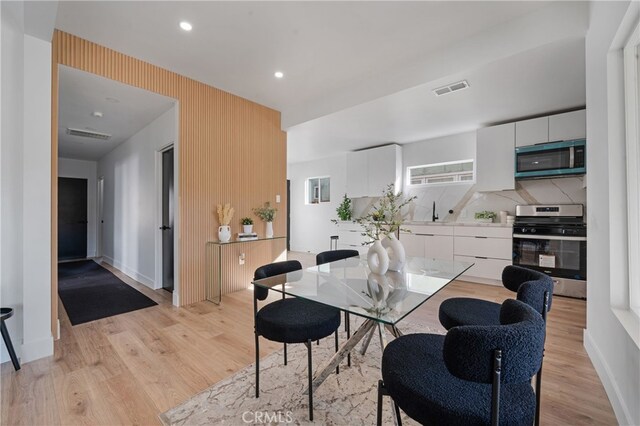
[438, 265, 554, 425]
[253, 260, 341, 421]
[316, 249, 360, 367]
[377, 299, 546, 426]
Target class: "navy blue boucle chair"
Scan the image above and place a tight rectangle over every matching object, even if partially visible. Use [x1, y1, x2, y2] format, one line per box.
[438, 265, 553, 425]
[316, 249, 360, 366]
[377, 299, 545, 426]
[253, 260, 341, 421]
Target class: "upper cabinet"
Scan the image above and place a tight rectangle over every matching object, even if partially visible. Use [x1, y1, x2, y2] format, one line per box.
[549, 110, 586, 142]
[516, 110, 586, 147]
[347, 144, 402, 197]
[476, 123, 516, 192]
[515, 116, 548, 147]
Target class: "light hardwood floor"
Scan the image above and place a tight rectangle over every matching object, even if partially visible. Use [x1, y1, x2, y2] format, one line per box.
[1, 254, 616, 425]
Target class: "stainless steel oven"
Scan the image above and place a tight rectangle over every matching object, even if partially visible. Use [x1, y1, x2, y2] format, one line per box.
[512, 204, 586, 299]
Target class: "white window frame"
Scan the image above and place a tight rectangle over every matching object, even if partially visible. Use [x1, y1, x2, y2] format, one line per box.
[624, 18, 640, 316]
[406, 159, 475, 187]
[305, 176, 330, 205]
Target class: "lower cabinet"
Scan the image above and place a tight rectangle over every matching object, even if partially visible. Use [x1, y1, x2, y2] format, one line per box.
[454, 226, 512, 284]
[336, 222, 370, 255]
[401, 224, 513, 284]
[400, 225, 454, 262]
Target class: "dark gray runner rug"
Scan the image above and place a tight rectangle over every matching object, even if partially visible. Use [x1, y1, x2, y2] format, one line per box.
[160, 320, 438, 425]
[58, 260, 157, 325]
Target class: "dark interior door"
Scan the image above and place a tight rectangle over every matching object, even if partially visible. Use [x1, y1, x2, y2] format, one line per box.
[58, 177, 88, 261]
[161, 148, 174, 292]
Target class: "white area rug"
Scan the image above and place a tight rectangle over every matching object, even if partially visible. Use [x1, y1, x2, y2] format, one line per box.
[160, 320, 440, 425]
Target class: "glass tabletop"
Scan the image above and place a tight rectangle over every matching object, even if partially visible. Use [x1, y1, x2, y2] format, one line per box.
[252, 256, 473, 325]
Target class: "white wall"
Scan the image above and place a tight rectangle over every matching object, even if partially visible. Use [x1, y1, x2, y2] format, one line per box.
[58, 158, 98, 257]
[1, 0, 25, 364]
[288, 155, 347, 253]
[584, 2, 640, 425]
[0, 2, 54, 364]
[97, 105, 176, 288]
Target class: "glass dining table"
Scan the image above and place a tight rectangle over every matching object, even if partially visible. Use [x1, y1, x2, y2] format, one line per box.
[252, 255, 473, 394]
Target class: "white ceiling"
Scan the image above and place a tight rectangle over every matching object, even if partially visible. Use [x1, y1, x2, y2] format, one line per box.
[58, 65, 176, 160]
[288, 37, 586, 163]
[53, 1, 589, 164]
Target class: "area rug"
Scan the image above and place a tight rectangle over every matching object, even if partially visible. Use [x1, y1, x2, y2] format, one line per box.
[160, 320, 441, 425]
[58, 260, 157, 325]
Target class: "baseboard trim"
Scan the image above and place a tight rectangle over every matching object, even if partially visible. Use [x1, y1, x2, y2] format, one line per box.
[102, 256, 155, 289]
[583, 329, 632, 425]
[21, 335, 53, 363]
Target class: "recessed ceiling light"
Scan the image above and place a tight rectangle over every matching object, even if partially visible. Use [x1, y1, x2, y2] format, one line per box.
[180, 21, 193, 31]
[274, 71, 284, 79]
[92, 111, 103, 118]
[105, 97, 120, 103]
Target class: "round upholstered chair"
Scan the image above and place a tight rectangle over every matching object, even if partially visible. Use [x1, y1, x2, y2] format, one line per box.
[253, 260, 341, 421]
[438, 265, 554, 425]
[377, 299, 546, 426]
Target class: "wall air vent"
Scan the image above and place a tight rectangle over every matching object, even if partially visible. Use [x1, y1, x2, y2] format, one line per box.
[66, 127, 112, 140]
[433, 80, 470, 96]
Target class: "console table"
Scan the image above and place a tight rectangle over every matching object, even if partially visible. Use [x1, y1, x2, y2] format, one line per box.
[205, 236, 287, 304]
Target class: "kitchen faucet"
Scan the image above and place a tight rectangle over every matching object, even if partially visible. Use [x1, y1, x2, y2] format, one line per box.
[432, 201, 439, 222]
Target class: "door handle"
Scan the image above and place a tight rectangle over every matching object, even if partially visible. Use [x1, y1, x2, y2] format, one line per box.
[159, 226, 172, 230]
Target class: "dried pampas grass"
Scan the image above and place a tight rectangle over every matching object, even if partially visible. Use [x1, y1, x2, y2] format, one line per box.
[217, 203, 234, 226]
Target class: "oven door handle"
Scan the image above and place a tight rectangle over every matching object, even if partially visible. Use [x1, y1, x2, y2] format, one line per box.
[513, 233, 586, 241]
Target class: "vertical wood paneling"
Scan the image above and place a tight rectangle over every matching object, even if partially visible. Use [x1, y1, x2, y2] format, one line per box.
[51, 30, 287, 310]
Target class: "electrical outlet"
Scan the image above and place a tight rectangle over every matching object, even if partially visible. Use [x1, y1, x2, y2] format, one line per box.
[239, 253, 245, 265]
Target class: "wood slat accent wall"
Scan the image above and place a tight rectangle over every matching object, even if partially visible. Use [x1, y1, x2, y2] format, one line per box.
[51, 30, 287, 312]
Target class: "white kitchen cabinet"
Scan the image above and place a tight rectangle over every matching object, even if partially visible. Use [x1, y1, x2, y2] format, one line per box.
[335, 222, 370, 255]
[400, 225, 454, 261]
[453, 226, 512, 284]
[346, 144, 402, 197]
[476, 123, 515, 192]
[549, 110, 586, 142]
[346, 151, 368, 198]
[515, 116, 548, 147]
[400, 233, 425, 258]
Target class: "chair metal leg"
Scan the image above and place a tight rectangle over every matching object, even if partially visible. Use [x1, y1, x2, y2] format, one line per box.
[491, 349, 502, 426]
[0, 321, 20, 371]
[306, 340, 314, 421]
[335, 330, 339, 374]
[255, 331, 260, 398]
[283, 343, 287, 365]
[254, 296, 259, 398]
[393, 401, 403, 426]
[377, 380, 384, 426]
[535, 368, 542, 426]
[346, 314, 351, 367]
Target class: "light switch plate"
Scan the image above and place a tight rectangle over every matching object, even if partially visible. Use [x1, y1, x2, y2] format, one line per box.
[276, 195, 281, 203]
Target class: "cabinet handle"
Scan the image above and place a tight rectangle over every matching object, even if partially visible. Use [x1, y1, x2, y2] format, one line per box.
[417, 233, 435, 237]
[474, 236, 488, 239]
[474, 256, 488, 259]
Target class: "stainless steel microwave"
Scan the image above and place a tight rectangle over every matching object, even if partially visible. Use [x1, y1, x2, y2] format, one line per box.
[515, 139, 586, 179]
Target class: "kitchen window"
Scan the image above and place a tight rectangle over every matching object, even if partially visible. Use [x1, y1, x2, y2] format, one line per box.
[407, 159, 474, 186]
[306, 177, 330, 204]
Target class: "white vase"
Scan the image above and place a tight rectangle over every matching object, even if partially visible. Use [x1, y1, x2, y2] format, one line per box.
[382, 233, 406, 271]
[367, 239, 389, 275]
[243, 224, 253, 234]
[218, 225, 231, 243]
[265, 221, 274, 238]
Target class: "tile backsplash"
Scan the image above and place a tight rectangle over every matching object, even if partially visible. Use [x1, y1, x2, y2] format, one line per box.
[353, 176, 586, 223]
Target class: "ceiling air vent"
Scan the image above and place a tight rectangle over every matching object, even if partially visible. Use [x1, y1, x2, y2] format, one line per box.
[433, 80, 470, 97]
[66, 127, 112, 140]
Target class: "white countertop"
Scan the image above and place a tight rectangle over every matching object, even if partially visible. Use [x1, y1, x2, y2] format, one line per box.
[403, 221, 513, 228]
